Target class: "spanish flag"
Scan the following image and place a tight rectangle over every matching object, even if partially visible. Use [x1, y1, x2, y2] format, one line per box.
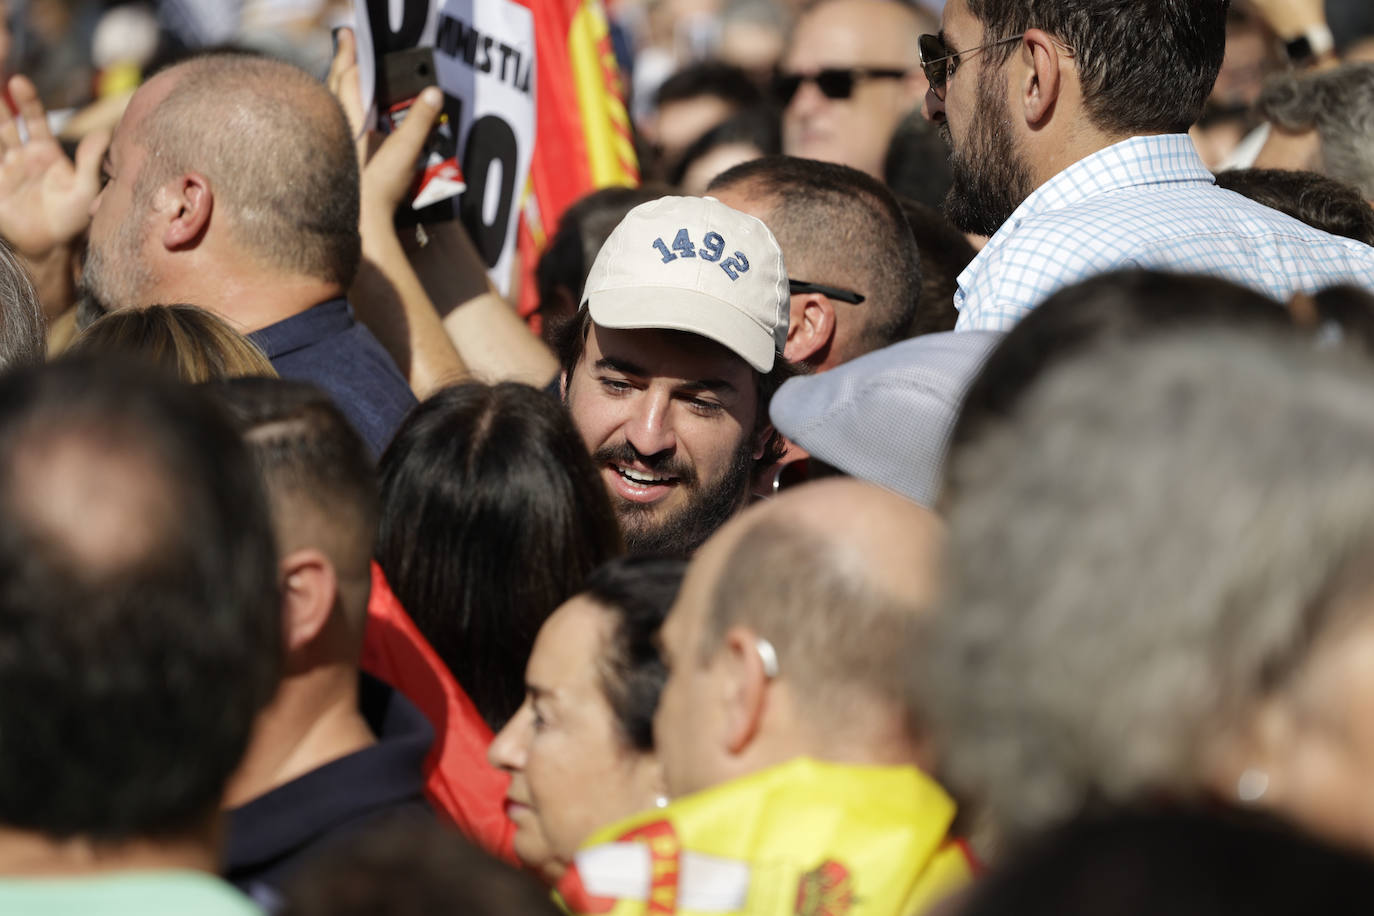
[557, 759, 973, 916]
[515, 0, 638, 319]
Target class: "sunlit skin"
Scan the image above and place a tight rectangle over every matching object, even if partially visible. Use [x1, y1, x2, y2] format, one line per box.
[563, 323, 763, 545]
[781, 0, 927, 178]
[488, 596, 663, 883]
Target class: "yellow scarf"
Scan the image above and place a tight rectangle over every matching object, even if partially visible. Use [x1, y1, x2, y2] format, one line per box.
[556, 758, 972, 916]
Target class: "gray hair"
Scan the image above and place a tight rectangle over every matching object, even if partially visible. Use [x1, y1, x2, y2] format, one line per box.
[0, 241, 46, 371]
[922, 329, 1374, 843]
[1258, 63, 1374, 199]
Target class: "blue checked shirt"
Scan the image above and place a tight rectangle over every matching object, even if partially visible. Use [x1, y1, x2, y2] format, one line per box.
[954, 134, 1374, 331]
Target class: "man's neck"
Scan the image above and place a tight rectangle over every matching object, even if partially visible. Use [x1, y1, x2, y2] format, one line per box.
[0, 825, 220, 878]
[151, 264, 343, 336]
[222, 665, 376, 809]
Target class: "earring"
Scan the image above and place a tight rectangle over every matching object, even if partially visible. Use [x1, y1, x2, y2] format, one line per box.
[654, 795, 669, 809]
[1237, 768, 1269, 803]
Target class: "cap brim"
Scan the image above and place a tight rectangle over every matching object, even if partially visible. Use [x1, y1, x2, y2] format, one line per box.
[586, 286, 776, 373]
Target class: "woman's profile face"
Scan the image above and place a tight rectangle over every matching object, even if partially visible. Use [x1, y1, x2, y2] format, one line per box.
[489, 596, 664, 883]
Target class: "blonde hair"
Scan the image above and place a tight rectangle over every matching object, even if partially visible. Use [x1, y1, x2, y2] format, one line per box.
[70, 304, 278, 383]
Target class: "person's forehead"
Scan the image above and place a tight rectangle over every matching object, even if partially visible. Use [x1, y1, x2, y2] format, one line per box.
[586, 323, 757, 390]
[526, 596, 612, 690]
[941, 0, 979, 45]
[112, 68, 180, 156]
[786, 0, 918, 68]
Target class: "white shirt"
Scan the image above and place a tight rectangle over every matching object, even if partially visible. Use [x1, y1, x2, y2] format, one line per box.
[954, 134, 1374, 332]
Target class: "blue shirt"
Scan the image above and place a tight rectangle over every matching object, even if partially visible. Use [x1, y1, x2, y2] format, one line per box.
[249, 299, 416, 458]
[954, 134, 1374, 331]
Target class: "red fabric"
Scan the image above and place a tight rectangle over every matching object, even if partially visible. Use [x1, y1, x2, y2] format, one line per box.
[514, 0, 638, 320]
[360, 562, 517, 862]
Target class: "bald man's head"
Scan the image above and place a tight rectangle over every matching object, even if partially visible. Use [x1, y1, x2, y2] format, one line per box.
[653, 479, 944, 794]
[136, 54, 361, 289]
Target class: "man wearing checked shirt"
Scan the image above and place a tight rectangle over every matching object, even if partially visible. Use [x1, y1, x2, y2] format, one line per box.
[923, 0, 1374, 332]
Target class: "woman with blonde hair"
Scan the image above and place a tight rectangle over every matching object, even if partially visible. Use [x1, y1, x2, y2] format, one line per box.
[69, 304, 277, 382]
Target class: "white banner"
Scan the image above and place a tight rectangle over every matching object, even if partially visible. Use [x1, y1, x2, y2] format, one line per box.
[355, 0, 537, 295]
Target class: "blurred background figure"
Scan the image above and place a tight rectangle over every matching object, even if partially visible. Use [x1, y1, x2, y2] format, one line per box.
[776, 0, 933, 178]
[641, 61, 766, 182]
[929, 323, 1374, 857]
[489, 555, 684, 884]
[953, 808, 1374, 916]
[69, 303, 277, 382]
[376, 381, 623, 733]
[1252, 63, 1374, 201]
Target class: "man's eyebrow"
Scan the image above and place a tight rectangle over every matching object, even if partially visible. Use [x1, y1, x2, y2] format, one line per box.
[595, 356, 648, 377]
[595, 356, 738, 395]
[526, 683, 552, 701]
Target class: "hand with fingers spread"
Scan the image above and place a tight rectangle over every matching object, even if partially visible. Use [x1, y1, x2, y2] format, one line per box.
[0, 75, 108, 260]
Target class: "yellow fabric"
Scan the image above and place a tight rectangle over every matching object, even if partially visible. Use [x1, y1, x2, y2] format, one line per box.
[558, 758, 971, 916]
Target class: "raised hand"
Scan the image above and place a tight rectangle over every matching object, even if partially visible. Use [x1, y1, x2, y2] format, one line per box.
[0, 75, 107, 259]
[1246, 0, 1328, 39]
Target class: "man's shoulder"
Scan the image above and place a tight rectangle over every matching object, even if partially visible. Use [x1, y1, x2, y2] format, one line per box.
[0, 870, 260, 915]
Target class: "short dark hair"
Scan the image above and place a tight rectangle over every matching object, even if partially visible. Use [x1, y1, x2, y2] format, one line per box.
[1215, 169, 1374, 246]
[0, 239, 44, 372]
[709, 155, 921, 357]
[377, 381, 624, 731]
[967, 0, 1229, 134]
[551, 309, 799, 470]
[141, 53, 361, 288]
[655, 62, 763, 110]
[282, 819, 562, 916]
[960, 806, 1374, 915]
[210, 378, 379, 588]
[951, 269, 1289, 457]
[0, 358, 281, 841]
[585, 555, 687, 751]
[895, 196, 975, 338]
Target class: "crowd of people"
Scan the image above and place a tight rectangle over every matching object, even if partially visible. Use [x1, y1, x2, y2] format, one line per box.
[1, 0, 1374, 914]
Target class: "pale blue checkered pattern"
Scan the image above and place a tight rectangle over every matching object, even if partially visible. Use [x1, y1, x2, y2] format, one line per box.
[954, 134, 1374, 332]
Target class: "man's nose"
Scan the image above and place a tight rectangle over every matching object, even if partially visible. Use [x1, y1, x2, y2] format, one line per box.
[625, 390, 676, 458]
[924, 86, 946, 123]
[789, 77, 830, 118]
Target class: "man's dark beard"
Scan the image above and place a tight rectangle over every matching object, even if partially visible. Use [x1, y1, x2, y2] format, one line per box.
[592, 438, 755, 557]
[942, 72, 1035, 237]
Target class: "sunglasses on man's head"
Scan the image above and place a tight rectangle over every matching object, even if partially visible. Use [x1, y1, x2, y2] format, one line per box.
[772, 67, 910, 106]
[789, 279, 866, 305]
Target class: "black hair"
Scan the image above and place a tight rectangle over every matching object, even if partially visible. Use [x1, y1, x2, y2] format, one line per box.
[668, 106, 782, 188]
[1215, 169, 1374, 247]
[282, 819, 562, 916]
[0, 357, 281, 841]
[951, 269, 1289, 456]
[377, 381, 624, 732]
[655, 61, 763, 110]
[883, 110, 955, 210]
[895, 196, 975, 338]
[960, 806, 1374, 916]
[584, 556, 687, 751]
[551, 309, 800, 470]
[708, 154, 922, 356]
[966, 0, 1229, 135]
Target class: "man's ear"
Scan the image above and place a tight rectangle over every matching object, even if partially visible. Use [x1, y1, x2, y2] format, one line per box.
[559, 369, 569, 399]
[720, 626, 772, 755]
[155, 171, 214, 250]
[783, 293, 836, 365]
[279, 548, 338, 655]
[1020, 28, 1064, 127]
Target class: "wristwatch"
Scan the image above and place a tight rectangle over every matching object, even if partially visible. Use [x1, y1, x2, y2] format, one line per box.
[1283, 24, 1336, 66]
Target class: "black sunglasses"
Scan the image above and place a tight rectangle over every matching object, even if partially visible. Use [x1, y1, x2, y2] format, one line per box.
[772, 67, 909, 106]
[918, 32, 1025, 98]
[789, 279, 866, 305]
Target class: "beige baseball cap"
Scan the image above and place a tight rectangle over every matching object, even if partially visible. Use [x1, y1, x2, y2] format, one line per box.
[580, 196, 790, 372]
